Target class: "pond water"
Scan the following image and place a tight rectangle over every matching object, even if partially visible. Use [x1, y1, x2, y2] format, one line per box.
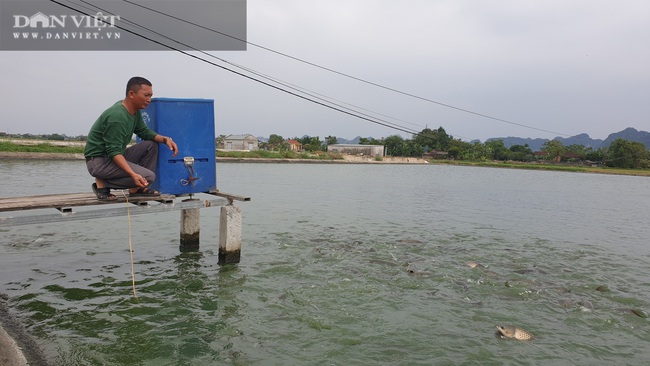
[1, 160, 649, 365]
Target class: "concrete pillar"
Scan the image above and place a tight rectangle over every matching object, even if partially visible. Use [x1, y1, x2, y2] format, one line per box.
[219, 204, 242, 264]
[180, 207, 200, 251]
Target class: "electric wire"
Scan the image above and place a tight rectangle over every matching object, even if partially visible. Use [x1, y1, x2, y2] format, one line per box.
[76, 0, 424, 136]
[65, 0, 471, 140]
[52, 0, 423, 137]
[118, 0, 573, 138]
[117, 0, 427, 132]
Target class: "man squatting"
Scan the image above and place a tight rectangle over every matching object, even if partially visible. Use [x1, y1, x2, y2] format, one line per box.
[84, 76, 178, 200]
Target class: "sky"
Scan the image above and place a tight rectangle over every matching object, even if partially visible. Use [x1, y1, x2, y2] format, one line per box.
[1, 0, 649, 142]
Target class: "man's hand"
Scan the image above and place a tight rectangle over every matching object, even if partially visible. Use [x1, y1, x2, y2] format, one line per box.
[131, 172, 149, 188]
[166, 138, 179, 157]
[160, 136, 179, 157]
[112, 154, 148, 187]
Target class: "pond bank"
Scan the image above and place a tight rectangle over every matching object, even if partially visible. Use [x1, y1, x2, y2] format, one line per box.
[0, 296, 49, 366]
[1, 151, 648, 176]
[0, 152, 428, 164]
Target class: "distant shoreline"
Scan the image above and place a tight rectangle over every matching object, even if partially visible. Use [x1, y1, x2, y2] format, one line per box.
[1, 152, 648, 176]
[0, 152, 429, 164]
[0, 151, 84, 160]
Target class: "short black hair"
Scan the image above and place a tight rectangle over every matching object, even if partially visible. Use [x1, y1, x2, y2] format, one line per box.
[125, 76, 152, 96]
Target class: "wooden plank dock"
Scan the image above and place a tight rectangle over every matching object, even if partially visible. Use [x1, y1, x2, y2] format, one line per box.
[0, 190, 249, 213]
[0, 192, 175, 212]
[0, 190, 250, 263]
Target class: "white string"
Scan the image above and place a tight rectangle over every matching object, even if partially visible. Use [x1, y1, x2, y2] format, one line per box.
[122, 191, 138, 299]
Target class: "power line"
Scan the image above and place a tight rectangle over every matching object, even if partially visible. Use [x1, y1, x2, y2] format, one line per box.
[50, 0, 422, 137]
[78, 0, 423, 136]
[118, 0, 573, 138]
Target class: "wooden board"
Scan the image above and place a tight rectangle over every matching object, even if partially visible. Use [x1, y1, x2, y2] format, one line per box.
[0, 192, 175, 212]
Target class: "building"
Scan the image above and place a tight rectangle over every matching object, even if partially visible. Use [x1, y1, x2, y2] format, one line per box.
[222, 134, 259, 151]
[327, 144, 385, 157]
[423, 149, 449, 159]
[287, 139, 302, 152]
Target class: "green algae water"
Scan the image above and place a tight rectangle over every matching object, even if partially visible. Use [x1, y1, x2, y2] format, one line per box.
[1, 160, 650, 365]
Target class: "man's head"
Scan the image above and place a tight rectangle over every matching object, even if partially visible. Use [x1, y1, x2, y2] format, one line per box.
[125, 76, 152, 96]
[125, 76, 153, 110]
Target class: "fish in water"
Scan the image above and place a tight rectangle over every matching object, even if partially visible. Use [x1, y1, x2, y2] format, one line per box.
[513, 269, 535, 274]
[465, 261, 484, 269]
[579, 299, 595, 312]
[614, 308, 649, 318]
[496, 325, 534, 341]
[630, 309, 649, 318]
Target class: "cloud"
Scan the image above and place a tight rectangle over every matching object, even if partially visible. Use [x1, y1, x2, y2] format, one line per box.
[0, 0, 648, 142]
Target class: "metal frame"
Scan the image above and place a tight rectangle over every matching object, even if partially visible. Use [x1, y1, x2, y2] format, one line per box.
[0, 197, 227, 227]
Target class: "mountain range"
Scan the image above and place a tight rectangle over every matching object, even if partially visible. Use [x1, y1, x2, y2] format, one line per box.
[257, 127, 650, 152]
[483, 127, 650, 151]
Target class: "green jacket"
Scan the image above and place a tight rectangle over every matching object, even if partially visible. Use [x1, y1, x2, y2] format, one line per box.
[84, 101, 157, 160]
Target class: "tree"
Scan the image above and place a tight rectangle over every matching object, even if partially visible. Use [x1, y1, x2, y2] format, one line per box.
[325, 135, 337, 146]
[403, 140, 424, 157]
[299, 136, 323, 152]
[383, 135, 405, 156]
[458, 141, 489, 160]
[585, 148, 607, 163]
[358, 137, 383, 145]
[215, 134, 226, 149]
[484, 140, 509, 160]
[413, 128, 436, 149]
[435, 126, 451, 150]
[44, 133, 65, 141]
[447, 146, 460, 159]
[448, 139, 478, 160]
[564, 144, 588, 161]
[267, 134, 285, 151]
[508, 144, 533, 162]
[541, 140, 565, 162]
[413, 126, 451, 151]
[607, 138, 649, 168]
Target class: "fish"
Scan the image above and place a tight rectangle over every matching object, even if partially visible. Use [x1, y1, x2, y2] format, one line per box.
[558, 298, 574, 308]
[368, 259, 399, 267]
[496, 325, 534, 341]
[630, 309, 649, 318]
[406, 264, 430, 276]
[615, 308, 649, 318]
[482, 270, 500, 278]
[397, 239, 424, 244]
[579, 299, 595, 312]
[465, 261, 484, 269]
[513, 269, 535, 274]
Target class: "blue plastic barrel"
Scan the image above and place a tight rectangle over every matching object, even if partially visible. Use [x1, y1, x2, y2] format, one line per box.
[141, 98, 216, 195]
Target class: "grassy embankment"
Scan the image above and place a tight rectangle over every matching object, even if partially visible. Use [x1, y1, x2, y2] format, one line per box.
[216, 149, 345, 160]
[428, 159, 650, 177]
[1, 140, 649, 176]
[0, 140, 84, 154]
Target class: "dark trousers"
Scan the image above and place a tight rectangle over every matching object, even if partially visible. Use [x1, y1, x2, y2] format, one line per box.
[86, 140, 158, 189]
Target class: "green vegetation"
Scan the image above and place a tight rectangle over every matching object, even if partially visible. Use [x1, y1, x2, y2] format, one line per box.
[0, 141, 84, 154]
[427, 159, 650, 176]
[216, 149, 344, 160]
[1, 133, 86, 141]
[3, 131, 649, 177]
[256, 128, 650, 170]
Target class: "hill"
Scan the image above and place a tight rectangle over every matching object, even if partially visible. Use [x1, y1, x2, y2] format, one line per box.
[256, 128, 650, 151]
[486, 127, 649, 151]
